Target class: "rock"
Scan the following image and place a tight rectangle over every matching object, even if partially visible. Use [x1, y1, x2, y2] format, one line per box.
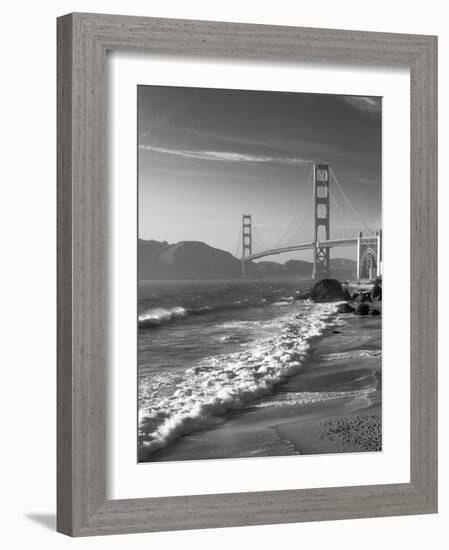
[371, 309, 381, 316]
[354, 303, 370, 315]
[370, 278, 382, 301]
[310, 279, 345, 302]
[354, 291, 371, 303]
[342, 288, 352, 301]
[336, 302, 355, 314]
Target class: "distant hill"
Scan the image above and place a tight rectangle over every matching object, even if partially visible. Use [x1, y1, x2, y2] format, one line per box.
[138, 239, 241, 279]
[138, 239, 357, 280]
[252, 259, 313, 278]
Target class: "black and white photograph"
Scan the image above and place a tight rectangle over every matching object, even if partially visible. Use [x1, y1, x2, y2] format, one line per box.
[0, 0, 442, 543]
[137, 85, 382, 462]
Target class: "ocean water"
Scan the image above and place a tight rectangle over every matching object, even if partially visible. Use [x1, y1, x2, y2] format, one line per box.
[137, 279, 343, 460]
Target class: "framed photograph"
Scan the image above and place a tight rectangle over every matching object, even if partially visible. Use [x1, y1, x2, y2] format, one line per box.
[57, 13, 437, 536]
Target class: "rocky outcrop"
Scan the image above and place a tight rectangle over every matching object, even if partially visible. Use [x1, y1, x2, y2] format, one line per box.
[354, 303, 370, 315]
[370, 277, 382, 301]
[310, 279, 346, 302]
[336, 302, 355, 314]
[354, 291, 372, 303]
[296, 277, 382, 319]
[342, 288, 352, 301]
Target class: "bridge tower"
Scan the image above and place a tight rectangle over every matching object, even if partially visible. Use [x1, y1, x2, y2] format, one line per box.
[312, 162, 331, 279]
[241, 214, 252, 277]
[356, 229, 382, 279]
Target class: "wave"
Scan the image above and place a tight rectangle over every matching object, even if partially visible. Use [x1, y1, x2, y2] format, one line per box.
[138, 297, 284, 329]
[251, 389, 373, 409]
[138, 306, 188, 328]
[138, 302, 339, 458]
[322, 350, 382, 361]
[138, 304, 219, 328]
[271, 301, 293, 307]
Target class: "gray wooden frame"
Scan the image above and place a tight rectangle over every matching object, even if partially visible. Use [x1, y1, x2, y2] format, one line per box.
[57, 12, 438, 537]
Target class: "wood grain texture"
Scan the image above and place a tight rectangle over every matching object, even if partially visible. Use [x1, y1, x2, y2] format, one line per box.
[57, 12, 438, 536]
[57, 13, 74, 536]
[409, 35, 438, 508]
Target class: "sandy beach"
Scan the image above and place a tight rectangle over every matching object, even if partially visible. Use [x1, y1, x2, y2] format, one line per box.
[144, 301, 382, 462]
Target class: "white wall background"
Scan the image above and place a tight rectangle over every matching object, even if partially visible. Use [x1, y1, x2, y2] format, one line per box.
[0, 1, 445, 548]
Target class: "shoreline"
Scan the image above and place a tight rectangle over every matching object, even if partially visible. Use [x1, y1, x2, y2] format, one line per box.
[141, 306, 382, 462]
[273, 314, 381, 455]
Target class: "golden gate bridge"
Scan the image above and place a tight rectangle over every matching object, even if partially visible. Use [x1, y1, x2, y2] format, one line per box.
[235, 162, 382, 280]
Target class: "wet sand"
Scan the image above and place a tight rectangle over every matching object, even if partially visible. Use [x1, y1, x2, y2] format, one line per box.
[146, 309, 382, 462]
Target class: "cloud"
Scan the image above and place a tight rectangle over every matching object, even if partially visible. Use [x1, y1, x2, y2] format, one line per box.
[139, 145, 313, 166]
[343, 96, 381, 115]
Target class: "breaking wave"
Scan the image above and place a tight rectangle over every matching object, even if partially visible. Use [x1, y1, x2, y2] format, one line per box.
[138, 302, 339, 458]
[138, 306, 188, 328]
[322, 350, 382, 361]
[252, 389, 374, 408]
[138, 297, 291, 329]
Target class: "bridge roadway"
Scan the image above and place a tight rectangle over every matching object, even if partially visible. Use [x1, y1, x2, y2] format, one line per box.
[244, 236, 378, 262]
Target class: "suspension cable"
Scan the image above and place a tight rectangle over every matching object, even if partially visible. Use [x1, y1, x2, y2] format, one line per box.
[233, 223, 242, 259]
[271, 166, 314, 250]
[329, 167, 374, 235]
[328, 185, 350, 238]
[251, 221, 271, 253]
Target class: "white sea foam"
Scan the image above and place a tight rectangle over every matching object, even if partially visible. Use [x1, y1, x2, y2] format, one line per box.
[322, 350, 382, 361]
[252, 389, 373, 408]
[138, 302, 339, 457]
[138, 306, 188, 328]
[218, 318, 282, 331]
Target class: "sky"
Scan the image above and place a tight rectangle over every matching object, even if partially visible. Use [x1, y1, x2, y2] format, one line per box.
[138, 86, 381, 262]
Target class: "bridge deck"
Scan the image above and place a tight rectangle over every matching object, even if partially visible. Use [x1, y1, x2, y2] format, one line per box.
[245, 237, 377, 261]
